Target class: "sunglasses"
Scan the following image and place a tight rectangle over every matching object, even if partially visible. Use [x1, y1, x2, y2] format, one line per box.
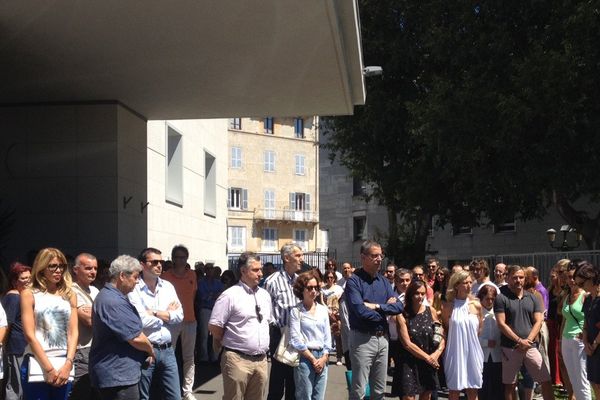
[145, 260, 164, 266]
[305, 285, 320, 291]
[47, 263, 67, 272]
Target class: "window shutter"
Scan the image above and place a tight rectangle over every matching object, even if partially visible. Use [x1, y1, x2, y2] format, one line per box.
[227, 188, 231, 208]
[305, 193, 311, 211]
[289, 192, 296, 210]
[242, 189, 248, 210]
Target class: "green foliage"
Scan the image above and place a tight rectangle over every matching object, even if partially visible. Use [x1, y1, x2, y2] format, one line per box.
[325, 0, 600, 259]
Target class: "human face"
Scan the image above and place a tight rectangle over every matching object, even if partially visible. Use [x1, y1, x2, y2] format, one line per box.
[385, 266, 396, 282]
[44, 257, 66, 286]
[566, 269, 577, 290]
[143, 252, 163, 278]
[455, 276, 473, 299]
[172, 250, 188, 268]
[342, 263, 354, 278]
[396, 273, 412, 293]
[481, 291, 496, 311]
[494, 264, 506, 282]
[412, 286, 426, 308]
[304, 278, 320, 301]
[435, 270, 446, 282]
[17, 271, 31, 290]
[557, 266, 569, 287]
[325, 273, 336, 286]
[361, 246, 383, 274]
[576, 276, 595, 293]
[241, 260, 263, 288]
[120, 271, 140, 294]
[472, 265, 483, 280]
[74, 256, 98, 286]
[413, 267, 425, 281]
[428, 262, 438, 276]
[509, 270, 525, 291]
[285, 247, 304, 273]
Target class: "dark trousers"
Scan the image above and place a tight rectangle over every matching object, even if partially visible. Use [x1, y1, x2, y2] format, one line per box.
[267, 325, 296, 400]
[480, 360, 503, 400]
[97, 384, 139, 400]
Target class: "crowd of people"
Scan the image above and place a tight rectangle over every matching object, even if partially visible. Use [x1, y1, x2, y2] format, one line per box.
[0, 241, 599, 400]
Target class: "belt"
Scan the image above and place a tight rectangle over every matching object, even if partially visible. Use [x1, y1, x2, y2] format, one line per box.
[223, 347, 265, 359]
[358, 329, 386, 337]
[152, 342, 172, 350]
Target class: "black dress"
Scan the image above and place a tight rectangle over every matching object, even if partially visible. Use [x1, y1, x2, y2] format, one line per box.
[584, 295, 600, 384]
[396, 306, 439, 397]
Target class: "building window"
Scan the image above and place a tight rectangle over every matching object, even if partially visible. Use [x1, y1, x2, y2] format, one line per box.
[166, 124, 183, 206]
[231, 147, 242, 169]
[452, 225, 473, 235]
[204, 151, 216, 217]
[263, 228, 278, 251]
[288, 192, 312, 221]
[353, 177, 366, 196]
[228, 226, 246, 251]
[228, 187, 248, 210]
[294, 229, 308, 251]
[294, 118, 304, 138]
[353, 216, 366, 241]
[264, 117, 274, 134]
[229, 118, 242, 130]
[264, 150, 275, 172]
[494, 219, 516, 233]
[264, 190, 275, 218]
[295, 155, 305, 175]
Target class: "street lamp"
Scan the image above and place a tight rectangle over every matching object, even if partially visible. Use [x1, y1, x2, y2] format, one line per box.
[546, 225, 583, 251]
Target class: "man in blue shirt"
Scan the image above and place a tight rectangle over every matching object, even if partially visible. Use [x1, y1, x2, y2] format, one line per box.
[346, 240, 403, 400]
[90, 255, 155, 400]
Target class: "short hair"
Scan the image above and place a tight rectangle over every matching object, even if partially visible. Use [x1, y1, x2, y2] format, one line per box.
[8, 262, 31, 290]
[412, 265, 424, 274]
[360, 240, 381, 255]
[446, 270, 471, 302]
[171, 244, 189, 259]
[293, 270, 321, 300]
[395, 268, 413, 279]
[109, 255, 142, 280]
[477, 284, 498, 301]
[138, 247, 162, 263]
[575, 262, 600, 285]
[426, 256, 439, 265]
[238, 252, 261, 272]
[471, 259, 489, 277]
[386, 264, 397, 271]
[404, 280, 427, 318]
[74, 253, 97, 269]
[507, 265, 524, 276]
[280, 242, 301, 262]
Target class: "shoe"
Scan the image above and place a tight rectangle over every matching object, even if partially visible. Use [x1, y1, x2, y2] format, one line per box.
[183, 392, 196, 400]
[336, 360, 343, 366]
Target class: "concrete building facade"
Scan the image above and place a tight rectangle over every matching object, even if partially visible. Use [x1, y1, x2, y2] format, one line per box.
[227, 117, 322, 255]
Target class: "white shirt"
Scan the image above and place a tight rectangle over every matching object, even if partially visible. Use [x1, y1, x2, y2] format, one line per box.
[480, 307, 502, 362]
[128, 277, 184, 345]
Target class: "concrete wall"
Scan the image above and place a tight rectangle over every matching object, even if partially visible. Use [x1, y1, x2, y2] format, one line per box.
[147, 119, 228, 267]
[0, 103, 147, 264]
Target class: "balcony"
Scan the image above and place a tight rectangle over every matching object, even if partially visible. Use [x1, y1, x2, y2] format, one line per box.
[254, 208, 319, 224]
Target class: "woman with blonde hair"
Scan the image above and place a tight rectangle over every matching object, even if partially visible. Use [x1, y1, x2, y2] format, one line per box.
[20, 248, 78, 400]
[441, 270, 483, 400]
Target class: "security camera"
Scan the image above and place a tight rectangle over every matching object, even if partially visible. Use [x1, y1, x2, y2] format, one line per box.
[363, 66, 383, 77]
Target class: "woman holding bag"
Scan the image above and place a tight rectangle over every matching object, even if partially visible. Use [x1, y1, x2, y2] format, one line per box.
[21, 248, 78, 400]
[289, 270, 331, 400]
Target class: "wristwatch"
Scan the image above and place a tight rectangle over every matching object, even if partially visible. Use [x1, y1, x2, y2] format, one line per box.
[153, 310, 158, 317]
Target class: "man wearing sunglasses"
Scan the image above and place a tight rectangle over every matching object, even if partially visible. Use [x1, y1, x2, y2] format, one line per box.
[209, 252, 272, 400]
[129, 248, 184, 400]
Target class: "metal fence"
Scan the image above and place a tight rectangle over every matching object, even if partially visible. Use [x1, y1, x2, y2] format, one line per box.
[228, 250, 336, 273]
[472, 250, 600, 287]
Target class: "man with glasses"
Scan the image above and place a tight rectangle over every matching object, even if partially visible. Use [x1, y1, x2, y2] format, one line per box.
[162, 244, 198, 400]
[384, 264, 397, 285]
[413, 265, 434, 304]
[129, 247, 184, 400]
[495, 263, 508, 287]
[265, 242, 303, 400]
[426, 257, 440, 287]
[346, 240, 403, 400]
[209, 252, 272, 400]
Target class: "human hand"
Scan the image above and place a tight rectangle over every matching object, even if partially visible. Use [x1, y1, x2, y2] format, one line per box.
[167, 301, 180, 311]
[363, 302, 377, 310]
[426, 355, 439, 369]
[585, 343, 594, 356]
[387, 297, 397, 304]
[488, 339, 496, 348]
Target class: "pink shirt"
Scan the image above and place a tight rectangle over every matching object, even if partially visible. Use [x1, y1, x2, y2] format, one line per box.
[209, 282, 272, 355]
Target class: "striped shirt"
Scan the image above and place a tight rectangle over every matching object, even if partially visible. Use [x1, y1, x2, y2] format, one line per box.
[264, 270, 299, 328]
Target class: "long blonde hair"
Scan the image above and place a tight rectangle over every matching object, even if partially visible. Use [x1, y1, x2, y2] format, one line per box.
[31, 247, 73, 300]
[446, 270, 471, 302]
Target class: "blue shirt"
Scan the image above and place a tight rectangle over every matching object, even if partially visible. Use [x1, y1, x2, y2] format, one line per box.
[346, 268, 403, 332]
[196, 278, 224, 310]
[290, 303, 332, 353]
[2, 293, 27, 355]
[90, 283, 146, 388]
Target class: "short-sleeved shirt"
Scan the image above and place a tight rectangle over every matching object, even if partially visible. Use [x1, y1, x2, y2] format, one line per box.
[494, 288, 543, 348]
[2, 293, 27, 355]
[89, 283, 146, 389]
[72, 283, 99, 348]
[162, 269, 197, 322]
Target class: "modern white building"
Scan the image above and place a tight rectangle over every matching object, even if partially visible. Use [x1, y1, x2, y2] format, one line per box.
[0, 2, 366, 265]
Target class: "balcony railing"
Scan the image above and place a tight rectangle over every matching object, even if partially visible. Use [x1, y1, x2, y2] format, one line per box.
[254, 207, 319, 223]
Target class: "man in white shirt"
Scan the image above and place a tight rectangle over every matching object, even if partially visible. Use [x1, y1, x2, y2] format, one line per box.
[70, 253, 100, 399]
[129, 248, 184, 400]
[471, 259, 499, 296]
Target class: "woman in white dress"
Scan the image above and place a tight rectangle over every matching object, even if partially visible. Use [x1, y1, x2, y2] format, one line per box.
[441, 270, 484, 400]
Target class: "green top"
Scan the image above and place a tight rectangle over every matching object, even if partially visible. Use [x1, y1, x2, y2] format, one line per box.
[562, 291, 585, 339]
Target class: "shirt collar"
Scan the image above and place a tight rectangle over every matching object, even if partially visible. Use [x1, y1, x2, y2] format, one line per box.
[239, 280, 259, 294]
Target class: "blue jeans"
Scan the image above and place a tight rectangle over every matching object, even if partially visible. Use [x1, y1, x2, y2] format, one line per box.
[20, 355, 72, 400]
[139, 346, 181, 400]
[294, 350, 328, 400]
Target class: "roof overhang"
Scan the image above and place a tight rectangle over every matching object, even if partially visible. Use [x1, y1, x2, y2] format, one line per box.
[0, 0, 365, 119]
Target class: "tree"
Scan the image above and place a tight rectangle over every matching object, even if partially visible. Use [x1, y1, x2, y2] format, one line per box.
[324, 0, 600, 264]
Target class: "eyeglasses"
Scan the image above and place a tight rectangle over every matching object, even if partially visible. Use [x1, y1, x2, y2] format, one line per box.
[305, 285, 320, 291]
[47, 263, 67, 272]
[327, 276, 336, 280]
[364, 253, 384, 260]
[146, 260, 164, 266]
[435, 272, 445, 276]
[253, 294, 263, 323]
[385, 270, 395, 274]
